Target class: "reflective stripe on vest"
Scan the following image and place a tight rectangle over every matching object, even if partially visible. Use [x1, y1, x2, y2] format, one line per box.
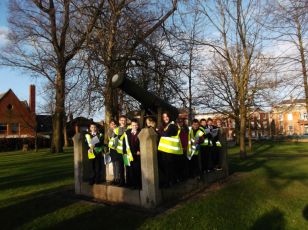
[187, 128, 204, 156]
[85, 133, 103, 159]
[199, 127, 211, 146]
[116, 139, 124, 154]
[216, 141, 222, 147]
[123, 132, 134, 164]
[158, 128, 183, 155]
[108, 137, 116, 150]
[113, 127, 127, 154]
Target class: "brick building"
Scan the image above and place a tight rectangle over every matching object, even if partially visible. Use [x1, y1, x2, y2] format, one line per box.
[271, 99, 308, 135]
[0, 85, 36, 138]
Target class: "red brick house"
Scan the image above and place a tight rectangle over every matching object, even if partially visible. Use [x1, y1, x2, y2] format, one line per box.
[0, 85, 36, 138]
[272, 99, 308, 135]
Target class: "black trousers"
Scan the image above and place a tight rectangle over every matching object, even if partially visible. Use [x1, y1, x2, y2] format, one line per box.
[158, 151, 176, 187]
[200, 145, 213, 171]
[89, 152, 103, 184]
[110, 149, 125, 184]
[188, 154, 201, 178]
[126, 155, 141, 188]
[211, 146, 222, 168]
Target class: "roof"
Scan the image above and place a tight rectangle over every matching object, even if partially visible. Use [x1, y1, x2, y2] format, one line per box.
[36, 115, 52, 133]
[280, 99, 306, 105]
[0, 93, 5, 100]
[0, 89, 11, 101]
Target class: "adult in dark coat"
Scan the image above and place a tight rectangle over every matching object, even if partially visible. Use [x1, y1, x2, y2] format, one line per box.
[158, 112, 178, 188]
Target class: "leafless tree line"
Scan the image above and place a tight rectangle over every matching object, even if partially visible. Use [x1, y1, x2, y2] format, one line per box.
[0, 0, 307, 157]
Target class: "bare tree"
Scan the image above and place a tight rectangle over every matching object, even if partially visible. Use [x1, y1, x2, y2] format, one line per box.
[265, 0, 308, 112]
[86, 0, 178, 136]
[0, 0, 104, 153]
[196, 0, 270, 158]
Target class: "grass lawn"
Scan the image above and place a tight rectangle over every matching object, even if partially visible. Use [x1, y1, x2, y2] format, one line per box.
[1, 142, 308, 229]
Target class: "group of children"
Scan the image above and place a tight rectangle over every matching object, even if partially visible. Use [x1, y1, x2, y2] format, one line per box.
[85, 113, 223, 188]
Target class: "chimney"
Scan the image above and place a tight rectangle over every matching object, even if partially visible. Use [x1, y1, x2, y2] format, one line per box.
[29, 85, 36, 113]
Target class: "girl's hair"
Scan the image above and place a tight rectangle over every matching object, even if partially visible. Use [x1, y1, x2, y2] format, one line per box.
[161, 112, 171, 125]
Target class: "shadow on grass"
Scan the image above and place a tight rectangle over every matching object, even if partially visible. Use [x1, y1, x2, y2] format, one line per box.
[250, 208, 286, 230]
[302, 205, 308, 221]
[0, 168, 73, 191]
[0, 188, 75, 229]
[49, 204, 150, 230]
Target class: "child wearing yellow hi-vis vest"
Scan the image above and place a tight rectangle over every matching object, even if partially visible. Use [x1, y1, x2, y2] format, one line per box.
[109, 115, 127, 186]
[122, 119, 141, 189]
[187, 119, 205, 177]
[85, 123, 104, 185]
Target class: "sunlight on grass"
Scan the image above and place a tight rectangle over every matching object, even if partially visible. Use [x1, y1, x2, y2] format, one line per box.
[1, 143, 308, 229]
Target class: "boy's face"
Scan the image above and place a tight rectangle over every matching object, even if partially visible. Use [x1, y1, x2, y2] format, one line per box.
[90, 124, 97, 133]
[131, 122, 138, 131]
[207, 120, 213, 126]
[201, 120, 206, 127]
[192, 122, 199, 130]
[119, 117, 127, 127]
[109, 121, 116, 129]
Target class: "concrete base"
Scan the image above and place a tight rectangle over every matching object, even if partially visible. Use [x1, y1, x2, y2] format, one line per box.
[80, 182, 141, 206]
[78, 170, 227, 207]
[161, 170, 227, 203]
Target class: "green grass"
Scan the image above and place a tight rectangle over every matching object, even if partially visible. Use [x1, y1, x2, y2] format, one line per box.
[1, 142, 308, 229]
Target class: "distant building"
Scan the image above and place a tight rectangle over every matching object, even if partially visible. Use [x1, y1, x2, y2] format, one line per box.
[0, 85, 37, 138]
[247, 108, 271, 139]
[0, 85, 53, 151]
[272, 99, 308, 135]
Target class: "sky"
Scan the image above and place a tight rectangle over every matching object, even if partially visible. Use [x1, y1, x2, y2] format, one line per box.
[0, 1, 44, 108]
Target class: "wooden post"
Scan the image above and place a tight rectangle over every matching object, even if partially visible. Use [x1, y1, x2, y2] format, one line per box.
[138, 127, 161, 208]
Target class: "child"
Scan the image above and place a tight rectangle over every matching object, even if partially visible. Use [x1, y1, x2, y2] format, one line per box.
[123, 119, 141, 189]
[85, 123, 104, 185]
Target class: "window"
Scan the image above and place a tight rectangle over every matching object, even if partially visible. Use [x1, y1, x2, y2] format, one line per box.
[288, 125, 293, 134]
[288, 113, 293, 121]
[304, 113, 308, 121]
[0, 123, 7, 134]
[279, 114, 283, 121]
[11, 123, 19, 134]
[304, 125, 308, 134]
[279, 121, 283, 131]
[7, 104, 13, 110]
[263, 121, 268, 129]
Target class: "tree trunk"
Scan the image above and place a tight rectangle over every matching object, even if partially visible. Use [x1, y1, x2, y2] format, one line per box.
[188, 47, 193, 125]
[234, 117, 240, 145]
[248, 116, 252, 153]
[295, 18, 308, 114]
[104, 70, 119, 143]
[35, 131, 38, 152]
[63, 122, 69, 147]
[239, 107, 247, 159]
[51, 68, 65, 153]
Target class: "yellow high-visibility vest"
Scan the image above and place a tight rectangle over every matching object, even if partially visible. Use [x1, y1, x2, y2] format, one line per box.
[214, 140, 222, 147]
[85, 133, 103, 159]
[122, 132, 134, 166]
[158, 128, 183, 155]
[113, 126, 128, 154]
[187, 127, 204, 157]
[108, 136, 116, 150]
[199, 127, 211, 146]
